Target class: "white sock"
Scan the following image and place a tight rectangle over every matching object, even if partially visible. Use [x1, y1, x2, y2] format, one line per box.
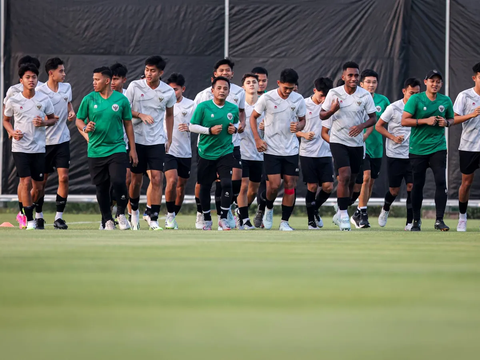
[168, 212, 175, 217]
[35, 212, 43, 219]
[340, 210, 348, 217]
[55, 212, 63, 220]
[459, 213, 467, 220]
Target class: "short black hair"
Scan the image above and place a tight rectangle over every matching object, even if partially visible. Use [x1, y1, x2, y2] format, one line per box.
[336, 79, 345, 86]
[251, 66, 268, 77]
[360, 69, 379, 82]
[403, 77, 422, 89]
[241, 73, 259, 85]
[93, 66, 112, 79]
[314, 77, 334, 95]
[19, 63, 39, 78]
[110, 63, 128, 78]
[212, 76, 230, 88]
[279, 68, 299, 84]
[473, 62, 480, 74]
[145, 56, 166, 71]
[342, 61, 359, 71]
[45, 57, 64, 74]
[166, 73, 186, 87]
[18, 55, 40, 69]
[214, 58, 235, 71]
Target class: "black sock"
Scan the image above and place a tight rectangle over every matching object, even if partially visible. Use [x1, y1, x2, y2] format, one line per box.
[338, 197, 350, 211]
[200, 184, 212, 220]
[383, 191, 396, 211]
[24, 205, 34, 222]
[349, 191, 360, 206]
[315, 190, 330, 210]
[306, 190, 316, 223]
[232, 180, 241, 205]
[203, 210, 212, 221]
[406, 191, 413, 223]
[195, 197, 202, 213]
[281, 205, 294, 221]
[56, 194, 67, 213]
[18, 201, 23, 213]
[266, 197, 274, 210]
[174, 204, 182, 215]
[96, 181, 113, 222]
[150, 205, 160, 221]
[215, 182, 222, 215]
[259, 191, 267, 211]
[35, 196, 44, 213]
[239, 206, 249, 221]
[459, 201, 468, 215]
[146, 205, 151, 216]
[166, 201, 175, 214]
[220, 178, 232, 219]
[130, 197, 140, 211]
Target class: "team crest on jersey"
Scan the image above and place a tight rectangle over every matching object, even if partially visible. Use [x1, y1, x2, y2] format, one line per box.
[376, 106, 381, 112]
[112, 104, 119, 112]
[357, 101, 362, 106]
[64, 97, 68, 101]
[227, 113, 233, 120]
[438, 105, 445, 113]
[182, 111, 187, 117]
[36, 104, 42, 110]
[234, 97, 238, 103]
[291, 106, 296, 111]
[159, 97, 164, 102]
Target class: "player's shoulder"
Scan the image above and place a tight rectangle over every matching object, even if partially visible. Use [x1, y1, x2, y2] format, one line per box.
[224, 100, 239, 112]
[262, 89, 279, 102]
[375, 93, 390, 103]
[437, 92, 453, 104]
[34, 91, 51, 103]
[127, 79, 145, 91]
[82, 91, 97, 102]
[230, 83, 244, 94]
[35, 82, 49, 94]
[356, 86, 371, 98]
[6, 83, 23, 95]
[59, 82, 72, 93]
[289, 91, 304, 103]
[180, 97, 195, 109]
[159, 81, 175, 94]
[5, 91, 23, 105]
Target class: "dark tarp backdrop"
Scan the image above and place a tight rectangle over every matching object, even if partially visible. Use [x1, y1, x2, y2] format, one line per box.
[2, 0, 480, 200]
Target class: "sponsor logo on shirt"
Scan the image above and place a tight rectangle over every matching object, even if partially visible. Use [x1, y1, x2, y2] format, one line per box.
[376, 106, 382, 112]
[211, 114, 214, 118]
[227, 113, 233, 120]
[423, 107, 427, 110]
[94, 105, 98, 109]
[438, 105, 445, 113]
[112, 104, 119, 112]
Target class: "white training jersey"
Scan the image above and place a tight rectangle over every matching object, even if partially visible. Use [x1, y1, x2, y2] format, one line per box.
[4, 91, 54, 153]
[381, 99, 410, 159]
[322, 85, 376, 147]
[254, 89, 306, 156]
[121, 88, 129, 149]
[36, 82, 72, 146]
[194, 83, 245, 147]
[125, 79, 176, 146]
[300, 97, 331, 158]
[453, 88, 480, 152]
[240, 101, 264, 161]
[3, 81, 44, 105]
[165, 97, 195, 158]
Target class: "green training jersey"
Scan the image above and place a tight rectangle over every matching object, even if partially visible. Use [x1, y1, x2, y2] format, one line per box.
[77, 91, 132, 158]
[191, 100, 239, 160]
[365, 93, 390, 159]
[404, 92, 454, 156]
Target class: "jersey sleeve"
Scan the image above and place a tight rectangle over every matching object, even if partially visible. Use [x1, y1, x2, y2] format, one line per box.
[44, 98, 55, 116]
[124, 83, 135, 106]
[254, 94, 267, 115]
[3, 99, 13, 117]
[233, 107, 240, 124]
[445, 98, 455, 119]
[364, 94, 377, 114]
[322, 118, 332, 129]
[403, 95, 418, 115]
[67, 84, 73, 102]
[453, 92, 465, 116]
[190, 103, 204, 126]
[122, 97, 133, 121]
[77, 96, 89, 122]
[238, 89, 245, 110]
[4, 86, 19, 105]
[380, 104, 394, 123]
[166, 91, 176, 108]
[321, 90, 333, 112]
[296, 97, 307, 118]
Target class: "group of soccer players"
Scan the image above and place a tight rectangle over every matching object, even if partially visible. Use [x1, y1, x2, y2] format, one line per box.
[3, 55, 480, 232]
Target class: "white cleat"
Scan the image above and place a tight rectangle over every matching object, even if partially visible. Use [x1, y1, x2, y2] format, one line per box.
[195, 212, 205, 230]
[26, 220, 36, 231]
[203, 220, 212, 230]
[130, 210, 140, 230]
[165, 213, 178, 230]
[263, 208, 274, 230]
[117, 214, 131, 230]
[218, 218, 231, 231]
[404, 223, 413, 231]
[104, 220, 116, 230]
[378, 209, 389, 227]
[279, 221, 294, 231]
[149, 221, 163, 231]
[227, 208, 236, 229]
[332, 211, 340, 226]
[315, 214, 324, 228]
[242, 220, 255, 230]
[308, 224, 320, 230]
[457, 218, 467, 232]
[143, 212, 151, 226]
[339, 216, 351, 231]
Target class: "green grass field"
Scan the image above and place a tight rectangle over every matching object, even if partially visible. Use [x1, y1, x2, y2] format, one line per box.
[1, 213, 480, 360]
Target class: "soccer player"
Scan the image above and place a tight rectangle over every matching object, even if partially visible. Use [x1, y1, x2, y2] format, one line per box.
[401, 70, 454, 231]
[453, 63, 480, 231]
[190, 76, 239, 230]
[297, 77, 334, 229]
[250, 68, 306, 231]
[3, 64, 57, 230]
[376, 78, 421, 230]
[350, 70, 390, 228]
[252, 66, 269, 95]
[320, 61, 377, 231]
[76, 67, 137, 230]
[237, 73, 264, 229]
[125, 56, 176, 230]
[35, 58, 75, 229]
[164, 73, 195, 229]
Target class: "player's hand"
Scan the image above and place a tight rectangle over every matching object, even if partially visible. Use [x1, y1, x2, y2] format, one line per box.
[471, 106, 480, 118]
[165, 139, 172, 153]
[238, 121, 245, 134]
[426, 116, 437, 126]
[85, 121, 96, 133]
[392, 135, 404, 144]
[259, 120, 265, 131]
[304, 131, 315, 141]
[12, 130, 23, 141]
[211, 125, 222, 135]
[255, 138, 267, 152]
[227, 123, 236, 134]
[290, 122, 300, 133]
[436, 116, 448, 127]
[178, 123, 189, 132]
[349, 125, 363, 137]
[130, 149, 138, 167]
[330, 98, 340, 114]
[33, 116, 45, 127]
[139, 113, 154, 125]
[68, 111, 76, 121]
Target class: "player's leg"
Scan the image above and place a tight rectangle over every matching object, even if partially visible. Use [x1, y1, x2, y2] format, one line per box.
[16, 182, 26, 228]
[237, 160, 250, 229]
[20, 176, 35, 229]
[306, 182, 319, 229]
[457, 151, 479, 231]
[148, 169, 164, 230]
[53, 167, 69, 229]
[254, 170, 267, 228]
[175, 177, 188, 215]
[164, 154, 179, 229]
[263, 155, 281, 230]
[89, 157, 115, 230]
[197, 157, 216, 230]
[108, 153, 129, 230]
[353, 156, 372, 228]
[409, 154, 429, 231]
[430, 150, 449, 231]
[379, 157, 401, 228]
[195, 182, 204, 229]
[129, 144, 145, 230]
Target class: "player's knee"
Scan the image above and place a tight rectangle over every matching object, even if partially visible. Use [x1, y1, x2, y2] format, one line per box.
[58, 173, 69, 184]
[406, 183, 413, 192]
[363, 172, 372, 183]
[389, 187, 400, 197]
[462, 176, 473, 188]
[323, 183, 333, 193]
[307, 183, 318, 193]
[220, 177, 232, 190]
[284, 187, 295, 196]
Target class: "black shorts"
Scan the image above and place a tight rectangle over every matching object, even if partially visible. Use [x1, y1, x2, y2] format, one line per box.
[264, 154, 299, 177]
[88, 152, 127, 185]
[242, 160, 263, 182]
[330, 143, 363, 174]
[355, 154, 382, 184]
[45, 142, 70, 174]
[459, 150, 480, 175]
[232, 146, 242, 169]
[164, 154, 192, 179]
[13, 152, 45, 181]
[131, 143, 165, 174]
[197, 153, 234, 185]
[386, 157, 413, 188]
[300, 156, 335, 184]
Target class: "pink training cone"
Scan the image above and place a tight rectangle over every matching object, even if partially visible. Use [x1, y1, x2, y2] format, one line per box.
[0, 222, 14, 227]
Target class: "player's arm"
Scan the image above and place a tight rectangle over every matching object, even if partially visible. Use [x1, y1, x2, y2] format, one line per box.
[3, 115, 23, 140]
[165, 106, 174, 151]
[321, 126, 330, 143]
[363, 126, 374, 142]
[401, 111, 437, 127]
[67, 101, 76, 121]
[237, 108, 246, 133]
[124, 119, 138, 166]
[349, 112, 375, 137]
[320, 97, 339, 120]
[376, 118, 403, 144]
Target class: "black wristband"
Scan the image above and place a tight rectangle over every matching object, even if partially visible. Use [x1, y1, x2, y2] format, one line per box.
[209, 126, 212, 135]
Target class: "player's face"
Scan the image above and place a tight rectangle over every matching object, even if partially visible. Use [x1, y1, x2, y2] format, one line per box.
[342, 68, 360, 88]
[214, 65, 233, 80]
[424, 76, 442, 93]
[312, 89, 326, 104]
[277, 81, 296, 98]
[256, 73, 268, 92]
[168, 82, 185, 101]
[360, 76, 378, 94]
[242, 77, 259, 95]
[472, 72, 480, 88]
[20, 71, 38, 90]
[93, 73, 110, 92]
[402, 85, 421, 102]
[50, 65, 66, 83]
[144, 65, 163, 84]
[111, 76, 126, 92]
[212, 80, 230, 101]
